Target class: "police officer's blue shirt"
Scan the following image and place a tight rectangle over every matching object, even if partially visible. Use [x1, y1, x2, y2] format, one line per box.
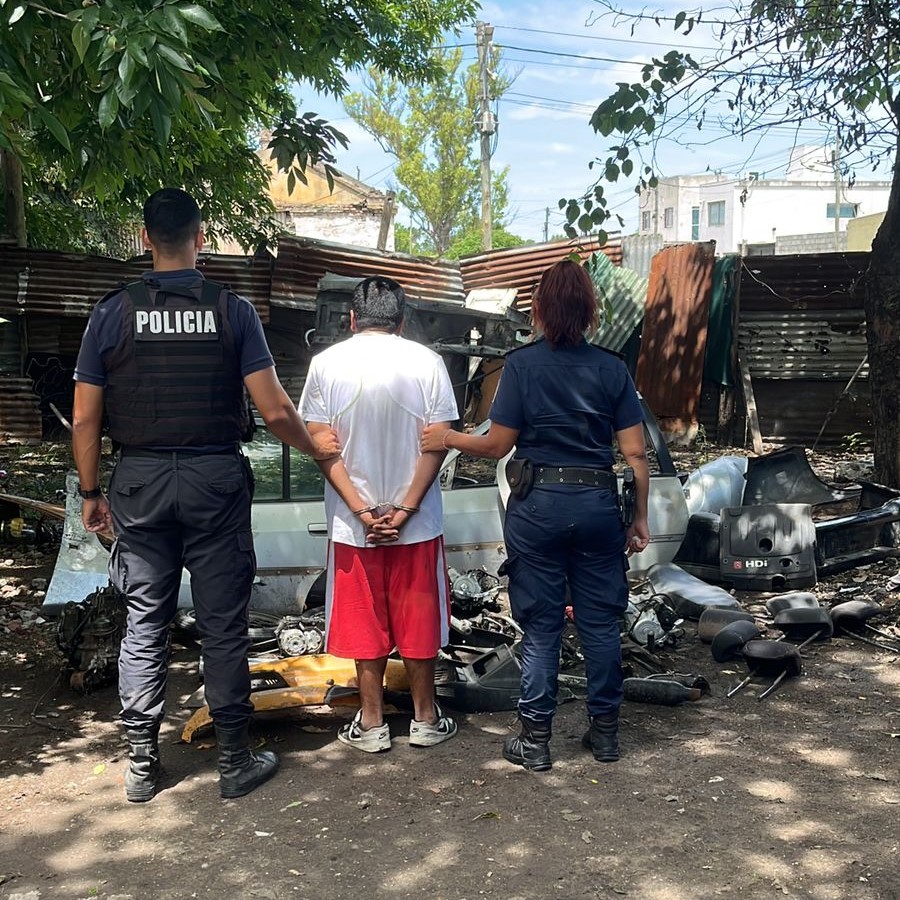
[489, 338, 644, 471]
[74, 269, 274, 387]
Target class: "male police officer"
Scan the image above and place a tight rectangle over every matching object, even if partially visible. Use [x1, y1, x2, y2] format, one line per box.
[72, 188, 338, 802]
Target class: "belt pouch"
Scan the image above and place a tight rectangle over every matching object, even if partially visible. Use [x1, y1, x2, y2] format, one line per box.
[505, 457, 534, 501]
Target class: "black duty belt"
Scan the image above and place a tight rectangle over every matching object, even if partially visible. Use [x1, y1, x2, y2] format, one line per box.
[534, 466, 617, 490]
[120, 446, 239, 458]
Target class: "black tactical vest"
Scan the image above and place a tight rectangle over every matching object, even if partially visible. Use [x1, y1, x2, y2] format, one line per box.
[102, 278, 252, 447]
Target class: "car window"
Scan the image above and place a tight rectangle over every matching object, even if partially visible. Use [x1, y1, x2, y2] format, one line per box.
[452, 452, 498, 488]
[289, 447, 326, 500]
[244, 429, 325, 501]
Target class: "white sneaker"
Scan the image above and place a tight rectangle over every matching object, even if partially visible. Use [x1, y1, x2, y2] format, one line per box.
[409, 703, 458, 748]
[337, 710, 391, 753]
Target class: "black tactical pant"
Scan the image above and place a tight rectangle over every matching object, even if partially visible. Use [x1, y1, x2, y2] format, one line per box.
[108, 449, 256, 730]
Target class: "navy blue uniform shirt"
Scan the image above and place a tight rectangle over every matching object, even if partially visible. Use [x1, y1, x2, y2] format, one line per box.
[74, 269, 274, 387]
[489, 338, 644, 470]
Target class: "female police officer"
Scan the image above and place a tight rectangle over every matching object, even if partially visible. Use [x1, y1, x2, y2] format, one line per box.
[422, 259, 649, 771]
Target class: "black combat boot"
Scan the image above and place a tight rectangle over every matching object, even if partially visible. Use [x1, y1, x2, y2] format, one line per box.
[502, 717, 552, 772]
[581, 713, 619, 762]
[124, 725, 161, 803]
[215, 723, 280, 799]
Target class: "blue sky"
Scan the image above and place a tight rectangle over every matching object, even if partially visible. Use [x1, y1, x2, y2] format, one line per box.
[296, 0, 842, 242]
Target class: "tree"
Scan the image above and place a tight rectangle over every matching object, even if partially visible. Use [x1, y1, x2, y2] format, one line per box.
[0, 0, 477, 252]
[564, 0, 900, 486]
[446, 223, 529, 259]
[344, 47, 512, 256]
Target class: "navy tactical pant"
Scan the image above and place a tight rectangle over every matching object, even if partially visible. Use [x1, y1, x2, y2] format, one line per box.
[108, 449, 256, 730]
[504, 484, 628, 723]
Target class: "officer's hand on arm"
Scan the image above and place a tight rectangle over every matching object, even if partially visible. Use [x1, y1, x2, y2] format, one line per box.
[310, 428, 340, 460]
[421, 423, 449, 453]
[244, 367, 339, 458]
[421, 422, 518, 459]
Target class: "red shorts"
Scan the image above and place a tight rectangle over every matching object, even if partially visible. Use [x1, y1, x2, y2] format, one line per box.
[324, 537, 450, 659]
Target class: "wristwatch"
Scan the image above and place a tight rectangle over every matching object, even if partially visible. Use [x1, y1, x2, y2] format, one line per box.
[78, 485, 103, 499]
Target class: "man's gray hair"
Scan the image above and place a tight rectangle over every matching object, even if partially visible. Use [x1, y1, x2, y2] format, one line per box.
[351, 276, 406, 332]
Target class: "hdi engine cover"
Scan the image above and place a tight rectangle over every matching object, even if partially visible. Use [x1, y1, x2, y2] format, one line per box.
[719, 503, 817, 591]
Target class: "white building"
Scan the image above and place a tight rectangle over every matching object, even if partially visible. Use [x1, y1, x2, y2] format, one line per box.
[638, 146, 892, 254]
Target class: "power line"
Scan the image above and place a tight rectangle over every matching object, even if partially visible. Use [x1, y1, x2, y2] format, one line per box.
[498, 43, 647, 66]
[494, 23, 722, 51]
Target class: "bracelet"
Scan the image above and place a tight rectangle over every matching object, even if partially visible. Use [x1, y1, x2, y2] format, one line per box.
[351, 506, 377, 517]
[441, 429, 453, 450]
[393, 504, 419, 513]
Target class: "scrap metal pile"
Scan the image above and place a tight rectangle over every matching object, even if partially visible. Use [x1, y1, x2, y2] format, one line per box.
[5, 430, 899, 728]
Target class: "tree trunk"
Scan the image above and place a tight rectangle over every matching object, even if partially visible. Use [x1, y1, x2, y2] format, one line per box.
[1, 150, 27, 247]
[865, 135, 900, 487]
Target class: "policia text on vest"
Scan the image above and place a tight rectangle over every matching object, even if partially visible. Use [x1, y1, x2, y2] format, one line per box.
[134, 307, 218, 339]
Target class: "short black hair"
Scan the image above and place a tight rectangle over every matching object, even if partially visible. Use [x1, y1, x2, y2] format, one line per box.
[351, 276, 406, 332]
[143, 188, 202, 249]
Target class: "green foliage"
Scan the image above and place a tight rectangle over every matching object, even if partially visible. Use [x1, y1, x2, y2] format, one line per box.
[564, 1, 900, 239]
[840, 432, 870, 455]
[23, 187, 141, 258]
[344, 47, 512, 255]
[446, 223, 530, 259]
[0, 0, 478, 250]
[566, 0, 900, 484]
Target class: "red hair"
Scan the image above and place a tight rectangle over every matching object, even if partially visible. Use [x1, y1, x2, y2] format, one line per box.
[532, 260, 598, 347]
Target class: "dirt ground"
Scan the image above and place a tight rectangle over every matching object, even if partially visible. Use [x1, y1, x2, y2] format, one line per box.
[1, 443, 899, 900]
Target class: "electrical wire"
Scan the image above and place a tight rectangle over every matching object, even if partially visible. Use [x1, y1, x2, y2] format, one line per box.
[494, 24, 722, 52]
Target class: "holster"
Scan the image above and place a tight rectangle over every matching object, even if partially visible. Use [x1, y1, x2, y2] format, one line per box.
[505, 457, 534, 501]
[619, 466, 636, 526]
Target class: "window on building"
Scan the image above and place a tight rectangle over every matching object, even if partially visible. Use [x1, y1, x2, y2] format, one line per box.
[664, 207, 674, 228]
[707, 200, 726, 227]
[691, 207, 700, 240]
[641, 210, 651, 231]
[826, 203, 858, 219]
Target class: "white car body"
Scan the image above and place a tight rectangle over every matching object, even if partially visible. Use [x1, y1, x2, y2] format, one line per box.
[43, 407, 689, 615]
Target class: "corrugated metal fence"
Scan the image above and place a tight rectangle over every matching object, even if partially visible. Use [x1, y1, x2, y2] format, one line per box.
[0, 235, 623, 441]
[635, 242, 717, 440]
[732, 252, 871, 447]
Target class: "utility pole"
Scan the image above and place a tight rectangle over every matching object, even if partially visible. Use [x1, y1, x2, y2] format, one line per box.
[653, 179, 660, 237]
[476, 21, 495, 252]
[833, 135, 841, 252]
[543, 207, 550, 243]
[376, 190, 395, 251]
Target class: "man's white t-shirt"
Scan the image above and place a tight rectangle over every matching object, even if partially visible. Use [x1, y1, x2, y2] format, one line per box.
[299, 332, 459, 547]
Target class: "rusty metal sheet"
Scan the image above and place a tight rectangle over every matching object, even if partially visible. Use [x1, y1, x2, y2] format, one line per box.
[193, 252, 272, 323]
[0, 376, 42, 441]
[636, 242, 716, 437]
[736, 252, 872, 446]
[459, 234, 622, 314]
[25, 314, 86, 358]
[738, 309, 868, 379]
[0, 247, 272, 322]
[271, 236, 464, 310]
[737, 252, 868, 312]
[751, 378, 873, 447]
